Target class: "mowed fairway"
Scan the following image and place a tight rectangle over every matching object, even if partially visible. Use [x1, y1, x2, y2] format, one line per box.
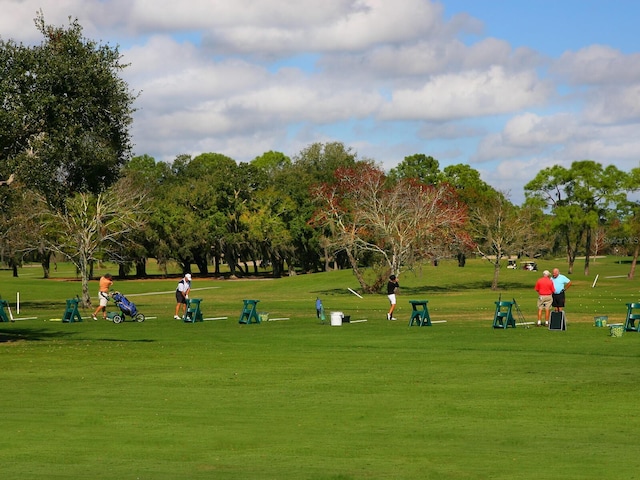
[1, 258, 639, 479]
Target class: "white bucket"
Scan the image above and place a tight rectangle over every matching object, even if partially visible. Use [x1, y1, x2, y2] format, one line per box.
[330, 311, 343, 326]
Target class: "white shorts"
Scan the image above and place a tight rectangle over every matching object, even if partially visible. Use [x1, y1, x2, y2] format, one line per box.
[98, 291, 109, 307]
[387, 294, 397, 305]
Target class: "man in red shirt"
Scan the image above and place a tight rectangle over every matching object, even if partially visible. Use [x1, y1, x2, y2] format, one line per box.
[534, 270, 554, 326]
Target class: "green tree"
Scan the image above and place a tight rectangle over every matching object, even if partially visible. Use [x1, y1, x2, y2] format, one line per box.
[251, 151, 291, 182]
[627, 168, 640, 278]
[440, 163, 510, 264]
[273, 142, 359, 272]
[1, 12, 136, 204]
[525, 161, 629, 274]
[145, 154, 225, 276]
[243, 187, 296, 277]
[121, 155, 171, 277]
[0, 13, 136, 277]
[250, 151, 296, 275]
[605, 202, 640, 277]
[0, 185, 34, 276]
[148, 152, 262, 278]
[388, 154, 441, 185]
[610, 167, 640, 279]
[441, 164, 503, 208]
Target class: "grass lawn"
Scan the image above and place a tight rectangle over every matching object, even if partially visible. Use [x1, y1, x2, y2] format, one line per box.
[1, 257, 639, 479]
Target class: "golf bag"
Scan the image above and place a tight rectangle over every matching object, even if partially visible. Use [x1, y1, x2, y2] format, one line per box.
[111, 292, 145, 323]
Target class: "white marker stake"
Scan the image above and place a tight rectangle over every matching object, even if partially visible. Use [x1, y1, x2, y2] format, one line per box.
[592, 274, 599, 288]
[16, 292, 20, 315]
[348, 288, 363, 298]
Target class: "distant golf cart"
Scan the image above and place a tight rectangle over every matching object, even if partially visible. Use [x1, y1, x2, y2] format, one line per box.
[507, 259, 518, 269]
[521, 261, 538, 271]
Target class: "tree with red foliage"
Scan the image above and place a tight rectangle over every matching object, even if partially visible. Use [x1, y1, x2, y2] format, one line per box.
[311, 162, 473, 292]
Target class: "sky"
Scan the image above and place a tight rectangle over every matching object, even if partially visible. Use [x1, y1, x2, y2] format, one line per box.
[2, 0, 640, 204]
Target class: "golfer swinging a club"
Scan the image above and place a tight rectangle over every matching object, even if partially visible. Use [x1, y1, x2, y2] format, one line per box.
[386, 274, 399, 320]
[174, 273, 192, 319]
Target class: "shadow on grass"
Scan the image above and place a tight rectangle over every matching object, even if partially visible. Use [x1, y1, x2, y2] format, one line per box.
[408, 279, 535, 293]
[0, 327, 76, 344]
[12, 300, 76, 310]
[315, 280, 535, 297]
[95, 338, 155, 343]
[0, 327, 156, 344]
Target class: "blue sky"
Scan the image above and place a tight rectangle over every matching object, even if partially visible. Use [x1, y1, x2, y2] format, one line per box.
[2, 0, 639, 204]
[444, 0, 638, 55]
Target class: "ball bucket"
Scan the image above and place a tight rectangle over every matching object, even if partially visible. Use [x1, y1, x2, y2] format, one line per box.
[594, 316, 608, 327]
[330, 311, 343, 326]
[609, 323, 624, 337]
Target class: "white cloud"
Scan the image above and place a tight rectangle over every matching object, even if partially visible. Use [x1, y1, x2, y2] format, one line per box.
[2, 0, 640, 202]
[380, 66, 552, 121]
[501, 112, 576, 148]
[123, 37, 271, 112]
[198, 0, 446, 56]
[473, 110, 640, 185]
[418, 121, 485, 140]
[553, 45, 640, 86]
[490, 157, 556, 202]
[582, 85, 640, 124]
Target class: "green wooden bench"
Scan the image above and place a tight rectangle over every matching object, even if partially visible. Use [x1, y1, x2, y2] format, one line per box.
[492, 300, 516, 329]
[183, 298, 203, 323]
[409, 300, 432, 326]
[62, 298, 83, 323]
[239, 299, 261, 324]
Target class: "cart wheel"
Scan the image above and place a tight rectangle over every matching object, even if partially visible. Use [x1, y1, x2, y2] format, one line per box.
[113, 314, 123, 324]
[135, 313, 145, 322]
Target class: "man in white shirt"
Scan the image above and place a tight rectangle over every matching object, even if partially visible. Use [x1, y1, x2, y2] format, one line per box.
[174, 273, 192, 319]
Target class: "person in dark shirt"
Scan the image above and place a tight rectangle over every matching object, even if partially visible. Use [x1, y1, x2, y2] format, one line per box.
[386, 274, 399, 320]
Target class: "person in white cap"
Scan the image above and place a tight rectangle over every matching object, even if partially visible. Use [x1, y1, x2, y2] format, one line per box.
[174, 273, 192, 319]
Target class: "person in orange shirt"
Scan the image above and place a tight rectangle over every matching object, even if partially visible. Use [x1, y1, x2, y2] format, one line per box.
[92, 273, 113, 320]
[534, 270, 554, 326]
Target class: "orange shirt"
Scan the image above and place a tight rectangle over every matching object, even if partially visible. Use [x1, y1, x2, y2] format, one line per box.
[99, 276, 113, 293]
